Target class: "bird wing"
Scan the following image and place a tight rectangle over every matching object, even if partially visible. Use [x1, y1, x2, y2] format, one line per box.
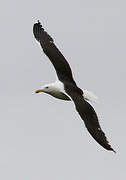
[33, 21, 76, 85]
[65, 85, 115, 152]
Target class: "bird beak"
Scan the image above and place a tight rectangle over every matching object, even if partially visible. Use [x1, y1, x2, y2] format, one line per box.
[35, 89, 44, 93]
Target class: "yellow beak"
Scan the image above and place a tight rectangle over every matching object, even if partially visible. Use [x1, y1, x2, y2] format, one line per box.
[35, 89, 44, 93]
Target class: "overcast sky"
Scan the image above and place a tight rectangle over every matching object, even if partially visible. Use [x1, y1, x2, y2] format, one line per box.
[0, 0, 126, 179]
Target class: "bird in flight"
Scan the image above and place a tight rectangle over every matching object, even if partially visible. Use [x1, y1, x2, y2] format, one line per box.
[33, 20, 115, 152]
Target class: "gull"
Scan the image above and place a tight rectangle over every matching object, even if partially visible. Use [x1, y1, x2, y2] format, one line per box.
[33, 21, 115, 152]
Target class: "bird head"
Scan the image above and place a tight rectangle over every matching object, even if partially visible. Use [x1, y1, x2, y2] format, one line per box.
[35, 85, 51, 94]
[35, 83, 56, 94]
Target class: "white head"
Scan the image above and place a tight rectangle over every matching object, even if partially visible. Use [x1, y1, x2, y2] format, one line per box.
[35, 81, 70, 100]
[35, 83, 56, 94]
[35, 81, 64, 94]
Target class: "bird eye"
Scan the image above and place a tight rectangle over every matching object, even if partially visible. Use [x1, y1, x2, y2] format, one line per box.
[46, 86, 49, 89]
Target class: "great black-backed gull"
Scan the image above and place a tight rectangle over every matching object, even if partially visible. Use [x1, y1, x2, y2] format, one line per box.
[33, 21, 115, 152]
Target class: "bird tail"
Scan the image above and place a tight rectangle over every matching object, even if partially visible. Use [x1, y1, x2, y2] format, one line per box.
[83, 89, 99, 103]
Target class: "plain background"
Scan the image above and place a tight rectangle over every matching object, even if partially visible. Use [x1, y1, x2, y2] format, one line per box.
[0, 0, 125, 179]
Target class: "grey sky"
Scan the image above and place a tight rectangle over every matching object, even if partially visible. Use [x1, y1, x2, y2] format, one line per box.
[0, 0, 125, 179]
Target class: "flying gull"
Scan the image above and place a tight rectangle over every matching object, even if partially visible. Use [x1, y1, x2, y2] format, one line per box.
[33, 21, 115, 152]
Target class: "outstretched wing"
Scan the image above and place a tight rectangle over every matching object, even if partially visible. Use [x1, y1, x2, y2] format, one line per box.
[65, 86, 115, 152]
[33, 21, 76, 85]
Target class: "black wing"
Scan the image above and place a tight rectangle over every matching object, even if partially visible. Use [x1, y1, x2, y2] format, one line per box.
[65, 85, 115, 152]
[33, 21, 76, 85]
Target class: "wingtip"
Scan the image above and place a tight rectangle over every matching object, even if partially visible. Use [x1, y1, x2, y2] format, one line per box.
[37, 20, 41, 25]
[33, 20, 54, 43]
[34, 20, 42, 26]
[108, 146, 116, 153]
[111, 148, 116, 153]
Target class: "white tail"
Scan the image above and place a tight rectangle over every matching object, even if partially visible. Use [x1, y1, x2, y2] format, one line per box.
[83, 89, 99, 103]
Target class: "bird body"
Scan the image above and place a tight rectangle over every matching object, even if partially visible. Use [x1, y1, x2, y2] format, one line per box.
[33, 21, 115, 152]
[36, 79, 99, 103]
